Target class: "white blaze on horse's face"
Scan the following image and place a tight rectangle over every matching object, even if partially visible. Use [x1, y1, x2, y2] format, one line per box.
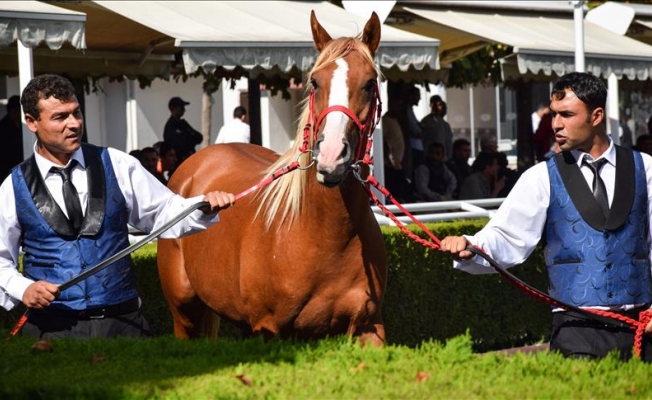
[316, 58, 351, 184]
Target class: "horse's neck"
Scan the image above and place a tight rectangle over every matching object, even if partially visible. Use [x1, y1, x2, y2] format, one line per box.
[303, 175, 371, 228]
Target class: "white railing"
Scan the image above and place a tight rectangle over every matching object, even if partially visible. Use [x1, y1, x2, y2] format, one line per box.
[129, 198, 506, 242]
[371, 198, 505, 226]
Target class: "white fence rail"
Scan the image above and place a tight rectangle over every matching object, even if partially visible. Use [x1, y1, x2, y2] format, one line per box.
[129, 198, 506, 242]
[372, 198, 505, 226]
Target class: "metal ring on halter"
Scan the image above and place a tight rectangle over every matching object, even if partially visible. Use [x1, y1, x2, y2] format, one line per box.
[351, 162, 369, 183]
[297, 150, 316, 170]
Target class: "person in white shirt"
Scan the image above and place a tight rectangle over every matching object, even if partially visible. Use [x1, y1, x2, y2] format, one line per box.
[214, 106, 250, 144]
[0, 74, 236, 339]
[440, 72, 652, 362]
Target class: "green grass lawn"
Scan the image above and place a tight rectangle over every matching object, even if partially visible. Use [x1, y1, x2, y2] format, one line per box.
[3, 332, 652, 399]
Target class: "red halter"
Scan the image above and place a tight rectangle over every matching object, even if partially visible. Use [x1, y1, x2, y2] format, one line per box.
[300, 82, 381, 166]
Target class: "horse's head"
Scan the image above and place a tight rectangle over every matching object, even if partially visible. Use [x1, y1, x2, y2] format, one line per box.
[308, 11, 381, 187]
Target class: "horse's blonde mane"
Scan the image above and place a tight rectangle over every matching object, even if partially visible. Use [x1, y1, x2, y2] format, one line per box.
[255, 36, 379, 229]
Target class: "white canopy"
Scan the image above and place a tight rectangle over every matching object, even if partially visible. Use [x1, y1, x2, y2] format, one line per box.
[0, 1, 86, 49]
[94, 0, 439, 77]
[402, 6, 652, 81]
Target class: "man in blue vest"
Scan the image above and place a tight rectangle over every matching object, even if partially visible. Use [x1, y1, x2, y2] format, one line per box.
[0, 74, 235, 339]
[439, 72, 652, 361]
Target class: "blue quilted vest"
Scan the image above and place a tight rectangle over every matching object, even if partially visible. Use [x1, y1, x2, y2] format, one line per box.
[12, 144, 138, 310]
[545, 148, 652, 307]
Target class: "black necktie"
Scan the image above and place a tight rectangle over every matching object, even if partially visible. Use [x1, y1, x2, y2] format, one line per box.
[51, 160, 83, 231]
[583, 157, 609, 218]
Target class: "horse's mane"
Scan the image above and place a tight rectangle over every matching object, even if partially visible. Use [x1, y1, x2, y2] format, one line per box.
[255, 36, 379, 229]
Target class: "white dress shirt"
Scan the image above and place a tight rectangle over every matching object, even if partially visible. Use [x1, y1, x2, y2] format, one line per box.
[214, 118, 250, 144]
[455, 141, 652, 288]
[0, 145, 219, 310]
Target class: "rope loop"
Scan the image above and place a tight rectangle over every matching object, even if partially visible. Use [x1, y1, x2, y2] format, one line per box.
[296, 150, 316, 170]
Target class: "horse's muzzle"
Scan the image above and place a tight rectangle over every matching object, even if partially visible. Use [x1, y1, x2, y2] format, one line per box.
[314, 137, 353, 186]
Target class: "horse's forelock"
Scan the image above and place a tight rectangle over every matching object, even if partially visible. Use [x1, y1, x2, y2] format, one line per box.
[256, 36, 378, 230]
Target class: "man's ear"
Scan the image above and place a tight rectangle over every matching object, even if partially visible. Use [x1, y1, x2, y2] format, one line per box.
[24, 113, 38, 133]
[592, 107, 605, 126]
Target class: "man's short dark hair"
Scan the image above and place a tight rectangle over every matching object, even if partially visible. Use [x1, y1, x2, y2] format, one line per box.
[21, 74, 76, 119]
[7, 95, 20, 111]
[471, 151, 498, 173]
[453, 138, 471, 151]
[233, 106, 247, 119]
[551, 72, 607, 113]
[429, 95, 443, 106]
[158, 141, 175, 157]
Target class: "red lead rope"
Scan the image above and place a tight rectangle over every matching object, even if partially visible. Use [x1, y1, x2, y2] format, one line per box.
[365, 174, 652, 358]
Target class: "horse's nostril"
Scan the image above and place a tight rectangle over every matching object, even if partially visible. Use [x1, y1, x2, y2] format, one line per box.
[340, 142, 351, 161]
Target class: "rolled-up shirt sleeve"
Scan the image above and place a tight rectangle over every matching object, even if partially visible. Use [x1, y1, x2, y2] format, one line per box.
[0, 177, 34, 309]
[108, 148, 219, 239]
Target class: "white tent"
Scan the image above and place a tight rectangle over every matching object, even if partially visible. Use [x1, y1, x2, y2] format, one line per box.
[401, 4, 652, 81]
[0, 0, 86, 158]
[94, 0, 440, 80]
[0, 1, 85, 49]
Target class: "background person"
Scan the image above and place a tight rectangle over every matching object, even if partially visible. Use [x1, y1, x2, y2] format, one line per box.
[157, 141, 178, 182]
[139, 146, 167, 185]
[382, 99, 415, 203]
[414, 142, 456, 202]
[446, 138, 472, 199]
[458, 151, 504, 200]
[440, 72, 652, 361]
[399, 86, 423, 182]
[0, 95, 24, 182]
[0, 75, 235, 340]
[163, 96, 202, 169]
[215, 106, 250, 144]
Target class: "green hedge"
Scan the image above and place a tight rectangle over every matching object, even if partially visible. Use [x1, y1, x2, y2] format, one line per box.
[1, 220, 552, 350]
[381, 219, 550, 351]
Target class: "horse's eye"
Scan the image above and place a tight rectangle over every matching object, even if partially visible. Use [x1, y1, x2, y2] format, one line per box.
[310, 79, 319, 90]
[363, 80, 375, 93]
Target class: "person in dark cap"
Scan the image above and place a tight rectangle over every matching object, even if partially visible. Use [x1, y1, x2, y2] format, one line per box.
[0, 95, 24, 182]
[163, 96, 202, 170]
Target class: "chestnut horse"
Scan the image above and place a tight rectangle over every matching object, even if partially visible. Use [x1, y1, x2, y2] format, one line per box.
[157, 11, 387, 346]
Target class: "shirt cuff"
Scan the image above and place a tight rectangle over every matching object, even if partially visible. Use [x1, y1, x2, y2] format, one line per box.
[2, 274, 33, 310]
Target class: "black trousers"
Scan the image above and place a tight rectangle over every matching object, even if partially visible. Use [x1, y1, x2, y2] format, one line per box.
[549, 307, 652, 362]
[22, 308, 151, 339]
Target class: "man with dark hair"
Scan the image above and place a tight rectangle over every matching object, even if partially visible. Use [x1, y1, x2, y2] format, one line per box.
[458, 151, 504, 200]
[157, 141, 178, 181]
[215, 106, 250, 144]
[163, 96, 202, 168]
[440, 72, 652, 361]
[414, 142, 456, 202]
[446, 138, 472, 199]
[634, 134, 652, 157]
[420, 95, 448, 162]
[0, 95, 24, 182]
[0, 74, 235, 339]
[139, 146, 167, 185]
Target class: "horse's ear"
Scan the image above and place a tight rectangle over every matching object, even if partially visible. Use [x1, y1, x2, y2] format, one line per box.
[310, 10, 332, 53]
[362, 11, 381, 56]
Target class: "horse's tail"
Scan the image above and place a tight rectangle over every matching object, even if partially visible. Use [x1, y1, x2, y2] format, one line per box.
[200, 309, 221, 339]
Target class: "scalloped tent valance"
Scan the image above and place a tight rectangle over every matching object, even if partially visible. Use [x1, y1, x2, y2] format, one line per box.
[403, 6, 652, 81]
[0, 1, 86, 50]
[95, 0, 439, 79]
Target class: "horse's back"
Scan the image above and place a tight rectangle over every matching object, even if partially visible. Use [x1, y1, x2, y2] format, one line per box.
[168, 143, 278, 197]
